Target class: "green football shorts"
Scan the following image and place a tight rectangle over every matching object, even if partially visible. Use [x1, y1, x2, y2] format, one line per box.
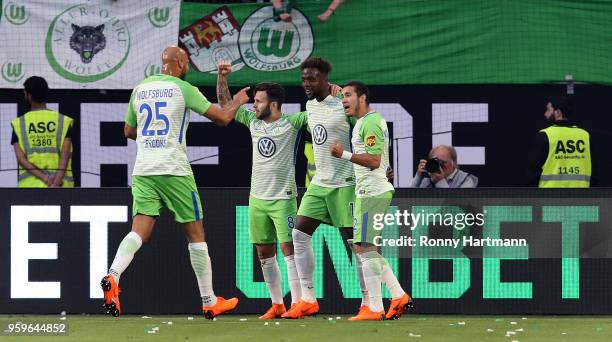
[353, 191, 394, 245]
[297, 184, 355, 228]
[131, 175, 203, 223]
[249, 196, 297, 244]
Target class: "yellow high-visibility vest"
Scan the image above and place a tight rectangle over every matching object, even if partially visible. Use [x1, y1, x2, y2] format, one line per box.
[539, 125, 591, 188]
[11, 110, 74, 187]
[304, 141, 316, 188]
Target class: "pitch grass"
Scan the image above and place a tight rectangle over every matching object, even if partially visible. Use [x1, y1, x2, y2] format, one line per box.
[1, 315, 612, 341]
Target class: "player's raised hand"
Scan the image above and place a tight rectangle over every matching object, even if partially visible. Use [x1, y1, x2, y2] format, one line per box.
[329, 83, 342, 97]
[233, 87, 251, 105]
[417, 159, 427, 175]
[217, 59, 232, 76]
[330, 140, 344, 158]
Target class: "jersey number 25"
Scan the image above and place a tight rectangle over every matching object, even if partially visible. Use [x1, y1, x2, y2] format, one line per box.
[140, 101, 169, 136]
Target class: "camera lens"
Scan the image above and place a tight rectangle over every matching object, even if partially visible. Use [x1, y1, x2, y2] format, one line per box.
[425, 158, 442, 173]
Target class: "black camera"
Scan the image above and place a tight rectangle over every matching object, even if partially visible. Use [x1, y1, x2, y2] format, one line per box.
[425, 157, 445, 173]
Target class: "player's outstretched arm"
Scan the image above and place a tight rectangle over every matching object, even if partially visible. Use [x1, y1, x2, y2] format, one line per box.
[330, 140, 381, 169]
[216, 60, 232, 108]
[203, 87, 250, 126]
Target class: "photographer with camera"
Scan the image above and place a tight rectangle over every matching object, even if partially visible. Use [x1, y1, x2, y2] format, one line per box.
[411, 145, 478, 188]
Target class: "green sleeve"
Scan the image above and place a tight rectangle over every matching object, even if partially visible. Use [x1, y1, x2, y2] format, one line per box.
[285, 111, 308, 129]
[180, 82, 211, 114]
[347, 116, 357, 126]
[361, 117, 385, 155]
[125, 90, 137, 127]
[234, 107, 256, 126]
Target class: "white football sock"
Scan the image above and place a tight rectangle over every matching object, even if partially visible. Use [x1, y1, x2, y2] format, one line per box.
[348, 239, 369, 307]
[284, 255, 302, 305]
[260, 256, 283, 305]
[381, 259, 405, 299]
[109, 231, 142, 284]
[361, 251, 384, 313]
[292, 229, 316, 302]
[188, 242, 217, 307]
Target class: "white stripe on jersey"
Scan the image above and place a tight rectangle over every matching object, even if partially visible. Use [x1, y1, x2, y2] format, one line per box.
[307, 95, 355, 188]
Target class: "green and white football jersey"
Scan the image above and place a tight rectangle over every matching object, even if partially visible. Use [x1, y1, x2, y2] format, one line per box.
[351, 111, 394, 198]
[235, 108, 308, 200]
[125, 74, 211, 176]
[306, 95, 355, 188]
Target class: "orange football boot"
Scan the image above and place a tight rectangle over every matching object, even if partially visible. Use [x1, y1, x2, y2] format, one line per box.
[259, 303, 286, 319]
[348, 307, 385, 321]
[348, 305, 370, 320]
[100, 275, 121, 317]
[385, 293, 413, 320]
[281, 299, 319, 319]
[202, 297, 239, 320]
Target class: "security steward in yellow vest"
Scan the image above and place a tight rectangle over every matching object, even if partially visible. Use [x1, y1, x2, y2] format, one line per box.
[11, 76, 74, 187]
[528, 97, 591, 187]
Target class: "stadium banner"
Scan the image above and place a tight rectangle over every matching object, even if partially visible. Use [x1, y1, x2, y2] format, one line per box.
[0, 0, 180, 89]
[178, 1, 612, 86]
[1, 188, 612, 314]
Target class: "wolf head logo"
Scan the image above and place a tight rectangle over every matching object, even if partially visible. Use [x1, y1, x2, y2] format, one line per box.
[70, 24, 106, 64]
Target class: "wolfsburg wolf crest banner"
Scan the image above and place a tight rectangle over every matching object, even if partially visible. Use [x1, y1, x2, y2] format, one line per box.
[0, 0, 180, 89]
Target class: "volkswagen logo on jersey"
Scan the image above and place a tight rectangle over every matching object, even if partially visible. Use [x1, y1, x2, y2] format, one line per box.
[257, 137, 276, 157]
[312, 124, 327, 145]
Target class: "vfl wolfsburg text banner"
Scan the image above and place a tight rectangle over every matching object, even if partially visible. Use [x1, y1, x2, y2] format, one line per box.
[179, 0, 612, 86]
[0, 0, 180, 89]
